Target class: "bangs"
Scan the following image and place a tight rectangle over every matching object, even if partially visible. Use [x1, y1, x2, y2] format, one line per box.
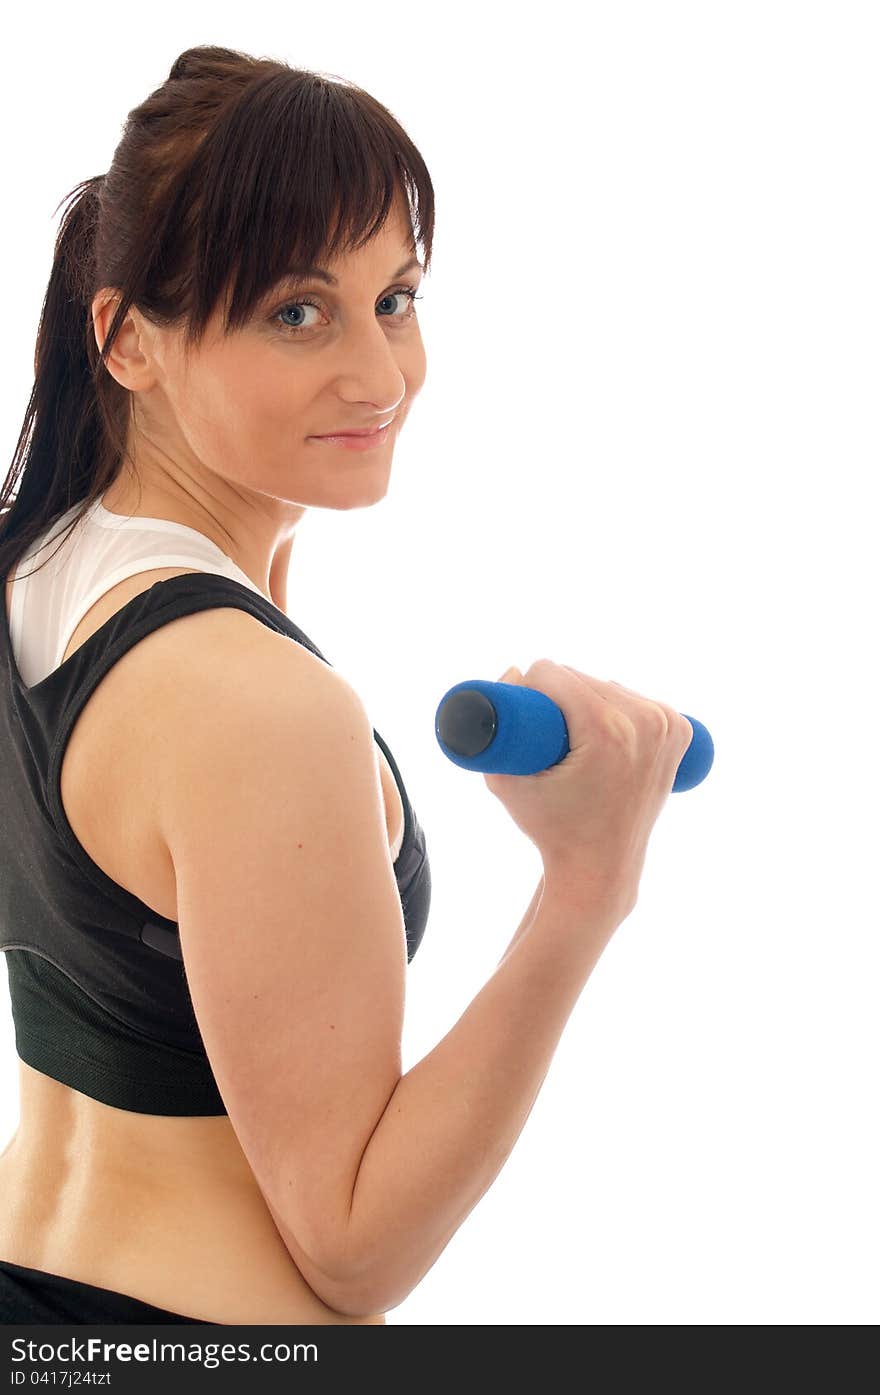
[178, 69, 434, 349]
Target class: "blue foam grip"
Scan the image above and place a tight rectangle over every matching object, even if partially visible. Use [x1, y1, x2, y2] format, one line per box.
[434, 679, 714, 792]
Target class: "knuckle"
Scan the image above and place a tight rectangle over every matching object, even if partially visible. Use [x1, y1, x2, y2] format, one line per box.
[601, 703, 636, 748]
[641, 703, 669, 741]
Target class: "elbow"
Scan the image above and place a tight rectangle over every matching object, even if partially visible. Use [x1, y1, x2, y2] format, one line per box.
[315, 1225, 413, 1319]
[330, 1245, 419, 1319]
[302, 1247, 398, 1321]
[325, 1270, 408, 1320]
[258, 1190, 379, 1318]
[322, 1279, 391, 1321]
[271, 1202, 397, 1319]
[315, 1230, 390, 1318]
[263, 1177, 414, 1318]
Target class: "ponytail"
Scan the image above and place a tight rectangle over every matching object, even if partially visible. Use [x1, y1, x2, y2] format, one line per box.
[0, 175, 124, 581]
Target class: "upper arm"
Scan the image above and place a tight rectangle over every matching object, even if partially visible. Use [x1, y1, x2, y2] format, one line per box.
[154, 610, 407, 1295]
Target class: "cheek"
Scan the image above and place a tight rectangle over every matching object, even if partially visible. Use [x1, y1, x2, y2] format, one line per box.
[173, 361, 279, 470]
[211, 348, 307, 436]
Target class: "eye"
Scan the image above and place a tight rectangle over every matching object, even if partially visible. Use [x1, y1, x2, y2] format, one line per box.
[271, 285, 424, 337]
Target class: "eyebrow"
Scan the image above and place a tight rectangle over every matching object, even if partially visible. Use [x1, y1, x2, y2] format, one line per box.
[281, 255, 424, 286]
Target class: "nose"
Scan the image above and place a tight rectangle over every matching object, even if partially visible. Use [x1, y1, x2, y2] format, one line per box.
[336, 326, 408, 414]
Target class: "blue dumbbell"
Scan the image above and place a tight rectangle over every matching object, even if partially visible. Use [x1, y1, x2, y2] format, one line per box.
[435, 679, 713, 793]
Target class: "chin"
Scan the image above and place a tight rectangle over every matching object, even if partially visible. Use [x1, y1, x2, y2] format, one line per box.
[330, 476, 392, 510]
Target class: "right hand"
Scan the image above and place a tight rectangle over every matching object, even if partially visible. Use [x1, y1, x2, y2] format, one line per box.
[483, 659, 694, 919]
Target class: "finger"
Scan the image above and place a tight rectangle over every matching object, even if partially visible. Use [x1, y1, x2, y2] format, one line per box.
[565, 666, 676, 733]
[609, 676, 690, 744]
[526, 658, 619, 750]
[560, 664, 620, 703]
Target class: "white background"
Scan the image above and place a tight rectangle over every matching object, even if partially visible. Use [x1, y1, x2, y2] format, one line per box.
[1, 0, 877, 1325]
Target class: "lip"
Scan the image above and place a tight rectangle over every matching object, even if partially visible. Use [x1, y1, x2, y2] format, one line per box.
[313, 418, 394, 438]
[309, 421, 394, 450]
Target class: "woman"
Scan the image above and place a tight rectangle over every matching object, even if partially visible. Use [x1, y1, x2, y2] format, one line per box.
[0, 44, 689, 1325]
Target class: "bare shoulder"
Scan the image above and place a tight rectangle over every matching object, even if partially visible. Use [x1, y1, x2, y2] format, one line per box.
[141, 596, 365, 816]
[107, 584, 360, 860]
[134, 583, 347, 703]
[145, 594, 353, 713]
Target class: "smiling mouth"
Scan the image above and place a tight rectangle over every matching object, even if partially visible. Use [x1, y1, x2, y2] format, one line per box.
[314, 417, 395, 438]
[308, 421, 394, 448]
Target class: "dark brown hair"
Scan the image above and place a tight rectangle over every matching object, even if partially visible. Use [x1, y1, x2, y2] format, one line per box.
[0, 44, 434, 582]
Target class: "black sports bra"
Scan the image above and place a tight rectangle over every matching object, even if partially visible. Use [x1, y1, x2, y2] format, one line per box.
[0, 571, 431, 1115]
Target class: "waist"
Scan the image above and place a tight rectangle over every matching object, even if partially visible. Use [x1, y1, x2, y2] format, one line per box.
[0, 1065, 385, 1324]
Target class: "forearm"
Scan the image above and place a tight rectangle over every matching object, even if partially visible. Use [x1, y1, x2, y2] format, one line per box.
[496, 871, 544, 970]
[336, 882, 620, 1315]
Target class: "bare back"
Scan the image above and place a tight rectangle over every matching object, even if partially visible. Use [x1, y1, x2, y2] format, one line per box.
[0, 563, 401, 1323]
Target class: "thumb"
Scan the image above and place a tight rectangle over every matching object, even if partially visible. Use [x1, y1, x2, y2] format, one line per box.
[498, 665, 522, 683]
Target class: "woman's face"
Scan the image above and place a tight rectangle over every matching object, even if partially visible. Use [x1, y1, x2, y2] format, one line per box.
[97, 199, 427, 522]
